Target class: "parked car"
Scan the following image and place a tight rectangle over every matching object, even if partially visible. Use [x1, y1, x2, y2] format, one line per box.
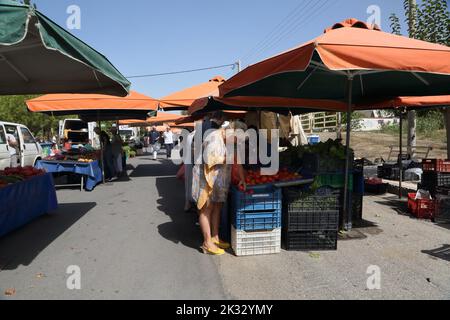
[0, 121, 43, 170]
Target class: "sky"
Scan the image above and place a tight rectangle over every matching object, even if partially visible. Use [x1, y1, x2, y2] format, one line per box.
[32, 0, 407, 99]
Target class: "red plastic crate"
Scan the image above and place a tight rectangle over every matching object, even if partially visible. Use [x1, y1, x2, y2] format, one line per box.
[407, 193, 435, 219]
[422, 159, 450, 173]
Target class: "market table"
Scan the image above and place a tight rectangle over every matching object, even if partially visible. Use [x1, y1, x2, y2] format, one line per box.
[35, 160, 103, 192]
[0, 173, 58, 238]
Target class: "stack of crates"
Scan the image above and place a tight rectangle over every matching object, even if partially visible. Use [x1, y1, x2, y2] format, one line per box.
[434, 186, 450, 223]
[231, 184, 282, 256]
[282, 187, 340, 251]
[421, 159, 450, 196]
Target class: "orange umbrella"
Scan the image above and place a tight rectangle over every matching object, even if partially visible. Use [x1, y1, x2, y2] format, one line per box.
[27, 91, 159, 121]
[119, 112, 188, 127]
[216, 18, 450, 231]
[159, 76, 226, 110]
[220, 18, 450, 102]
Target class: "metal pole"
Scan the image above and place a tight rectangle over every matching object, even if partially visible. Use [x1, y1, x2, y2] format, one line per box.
[98, 119, 106, 184]
[236, 60, 241, 73]
[343, 75, 354, 231]
[399, 112, 403, 199]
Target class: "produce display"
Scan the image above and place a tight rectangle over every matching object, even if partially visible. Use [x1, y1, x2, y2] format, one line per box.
[280, 139, 352, 170]
[44, 149, 100, 163]
[232, 166, 302, 193]
[0, 166, 46, 189]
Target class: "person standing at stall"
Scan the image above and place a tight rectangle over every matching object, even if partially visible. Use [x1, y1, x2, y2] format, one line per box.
[149, 126, 160, 160]
[110, 127, 124, 177]
[163, 127, 174, 159]
[94, 127, 115, 181]
[192, 115, 247, 256]
[6, 133, 18, 168]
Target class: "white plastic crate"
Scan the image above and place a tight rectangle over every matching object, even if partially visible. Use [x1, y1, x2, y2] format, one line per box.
[231, 226, 281, 257]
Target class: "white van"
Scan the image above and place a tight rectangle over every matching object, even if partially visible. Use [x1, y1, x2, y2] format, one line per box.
[0, 121, 43, 170]
[59, 119, 98, 148]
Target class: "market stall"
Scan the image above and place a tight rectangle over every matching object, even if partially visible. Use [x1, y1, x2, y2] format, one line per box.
[205, 18, 450, 233]
[0, 168, 58, 237]
[0, 1, 130, 238]
[36, 149, 102, 192]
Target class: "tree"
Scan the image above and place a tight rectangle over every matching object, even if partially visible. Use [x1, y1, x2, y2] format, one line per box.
[389, 0, 450, 157]
[389, 13, 402, 35]
[0, 95, 63, 139]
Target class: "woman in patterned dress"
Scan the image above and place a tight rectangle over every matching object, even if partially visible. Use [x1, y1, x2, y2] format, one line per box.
[192, 118, 247, 255]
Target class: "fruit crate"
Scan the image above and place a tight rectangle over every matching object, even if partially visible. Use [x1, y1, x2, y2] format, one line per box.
[283, 230, 338, 251]
[283, 187, 340, 231]
[435, 194, 450, 222]
[422, 159, 450, 173]
[302, 152, 353, 175]
[421, 172, 450, 195]
[407, 193, 435, 219]
[231, 185, 282, 231]
[231, 226, 281, 257]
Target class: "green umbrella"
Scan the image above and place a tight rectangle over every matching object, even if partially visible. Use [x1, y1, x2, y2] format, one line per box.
[0, 0, 130, 96]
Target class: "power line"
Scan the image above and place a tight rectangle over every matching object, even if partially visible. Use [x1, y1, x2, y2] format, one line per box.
[242, 0, 316, 65]
[249, 0, 331, 64]
[126, 63, 237, 79]
[254, 0, 336, 62]
[241, 1, 307, 63]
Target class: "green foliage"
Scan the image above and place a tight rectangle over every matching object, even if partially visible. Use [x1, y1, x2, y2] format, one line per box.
[0, 95, 64, 138]
[380, 110, 445, 137]
[389, 13, 402, 35]
[341, 112, 364, 131]
[393, 0, 450, 45]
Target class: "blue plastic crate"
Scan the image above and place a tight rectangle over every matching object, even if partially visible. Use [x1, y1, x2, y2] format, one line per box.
[234, 209, 282, 231]
[232, 184, 282, 212]
[231, 185, 282, 231]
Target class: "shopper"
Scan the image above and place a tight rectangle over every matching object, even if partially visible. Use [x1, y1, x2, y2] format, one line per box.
[192, 115, 247, 256]
[6, 132, 18, 168]
[149, 127, 160, 160]
[163, 127, 174, 159]
[110, 127, 124, 177]
[94, 127, 115, 181]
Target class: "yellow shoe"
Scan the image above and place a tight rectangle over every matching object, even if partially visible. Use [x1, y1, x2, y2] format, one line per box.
[214, 240, 231, 250]
[201, 246, 225, 256]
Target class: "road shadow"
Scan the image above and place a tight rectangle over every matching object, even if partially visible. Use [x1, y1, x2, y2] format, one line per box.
[374, 196, 410, 217]
[155, 176, 202, 251]
[422, 244, 450, 262]
[129, 163, 180, 178]
[0, 202, 96, 271]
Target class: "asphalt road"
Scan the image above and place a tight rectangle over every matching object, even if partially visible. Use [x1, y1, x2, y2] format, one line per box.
[0, 156, 227, 300]
[0, 156, 449, 300]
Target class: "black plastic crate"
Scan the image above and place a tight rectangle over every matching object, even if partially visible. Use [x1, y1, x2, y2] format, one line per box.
[365, 182, 388, 195]
[283, 187, 340, 232]
[283, 230, 338, 251]
[352, 193, 363, 221]
[421, 172, 450, 195]
[302, 152, 353, 175]
[435, 194, 450, 222]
